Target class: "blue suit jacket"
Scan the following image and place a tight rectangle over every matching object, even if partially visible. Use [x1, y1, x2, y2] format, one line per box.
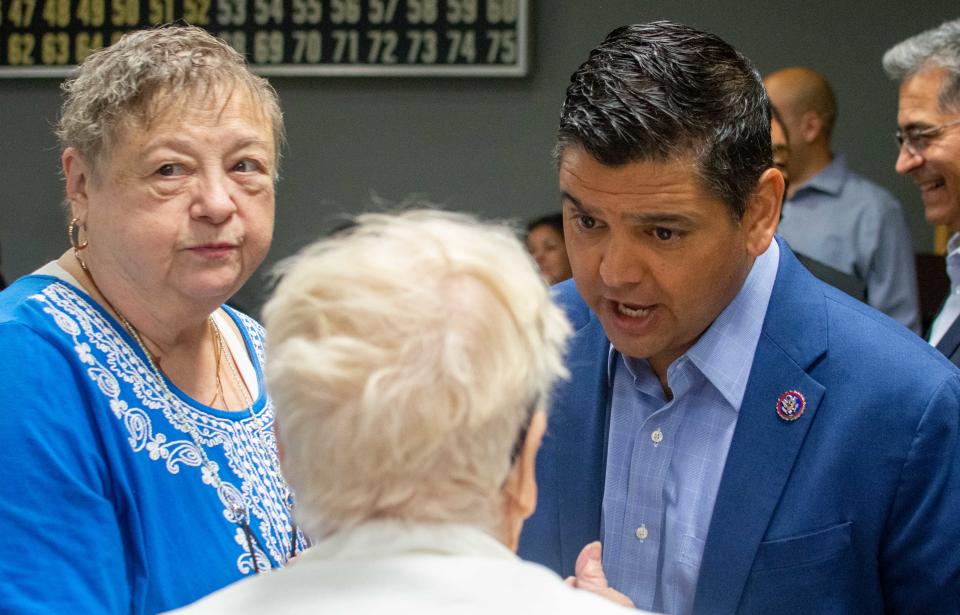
[519, 239, 960, 614]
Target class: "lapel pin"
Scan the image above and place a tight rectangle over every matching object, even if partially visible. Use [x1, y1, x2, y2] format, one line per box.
[776, 390, 806, 422]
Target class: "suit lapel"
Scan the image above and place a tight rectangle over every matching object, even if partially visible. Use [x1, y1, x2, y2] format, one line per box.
[935, 315, 960, 364]
[553, 315, 612, 575]
[693, 241, 828, 614]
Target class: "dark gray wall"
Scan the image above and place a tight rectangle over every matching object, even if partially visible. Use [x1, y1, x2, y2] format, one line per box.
[1, 3, 956, 312]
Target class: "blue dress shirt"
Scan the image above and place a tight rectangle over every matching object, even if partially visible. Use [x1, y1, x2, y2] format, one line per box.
[777, 154, 919, 333]
[929, 232, 960, 346]
[602, 240, 779, 615]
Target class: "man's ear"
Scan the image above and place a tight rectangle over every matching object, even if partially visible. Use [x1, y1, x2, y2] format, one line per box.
[62, 147, 92, 221]
[798, 110, 824, 144]
[743, 167, 784, 257]
[503, 411, 547, 521]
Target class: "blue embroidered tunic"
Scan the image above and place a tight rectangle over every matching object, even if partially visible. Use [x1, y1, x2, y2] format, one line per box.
[0, 275, 303, 613]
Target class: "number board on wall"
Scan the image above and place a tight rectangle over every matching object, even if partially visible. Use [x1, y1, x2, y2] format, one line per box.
[0, 0, 527, 77]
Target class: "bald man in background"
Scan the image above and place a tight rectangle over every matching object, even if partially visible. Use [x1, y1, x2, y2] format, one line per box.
[772, 107, 866, 301]
[765, 67, 920, 332]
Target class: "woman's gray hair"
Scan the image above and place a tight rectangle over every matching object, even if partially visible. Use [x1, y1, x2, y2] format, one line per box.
[56, 25, 283, 175]
[883, 19, 960, 112]
[263, 209, 571, 539]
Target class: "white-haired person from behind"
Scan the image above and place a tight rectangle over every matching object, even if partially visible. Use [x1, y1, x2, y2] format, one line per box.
[171, 210, 644, 614]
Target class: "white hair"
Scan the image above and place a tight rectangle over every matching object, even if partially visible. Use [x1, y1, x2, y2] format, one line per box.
[263, 209, 571, 539]
[883, 19, 960, 112]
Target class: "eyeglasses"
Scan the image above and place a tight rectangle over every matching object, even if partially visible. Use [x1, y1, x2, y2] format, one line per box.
[895, 118, 960, 156]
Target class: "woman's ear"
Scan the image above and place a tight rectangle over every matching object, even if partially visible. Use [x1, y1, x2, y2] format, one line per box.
[62, 147, 91, 221]
[503, 411, 547, 521]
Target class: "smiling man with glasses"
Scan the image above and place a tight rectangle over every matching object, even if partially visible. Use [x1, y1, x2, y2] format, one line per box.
[885, 19, 960, 364]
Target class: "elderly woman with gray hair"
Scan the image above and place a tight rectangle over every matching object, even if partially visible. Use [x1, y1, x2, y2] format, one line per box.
[0, 26, 303, 613]
[174, 210, 642, 614]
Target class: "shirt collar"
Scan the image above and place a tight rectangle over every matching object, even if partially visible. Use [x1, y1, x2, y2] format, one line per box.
[606, 240, 780, 411]
[792, 153, 847, 198]
[946, 233, 960, 291]
[306, 520, 516, 562]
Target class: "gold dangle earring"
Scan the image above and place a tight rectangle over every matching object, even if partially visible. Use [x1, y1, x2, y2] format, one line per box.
[68, 217, 89, 272]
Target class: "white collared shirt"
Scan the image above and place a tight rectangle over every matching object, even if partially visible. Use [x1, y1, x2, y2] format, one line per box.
[169, 520, 645, 614]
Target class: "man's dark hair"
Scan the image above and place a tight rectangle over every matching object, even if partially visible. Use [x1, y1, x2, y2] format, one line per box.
[525, 212, 564, 239]
[556, 21, 773, 219]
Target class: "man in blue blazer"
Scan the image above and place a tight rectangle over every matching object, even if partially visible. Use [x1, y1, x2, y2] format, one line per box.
[518, 21, 960, 614]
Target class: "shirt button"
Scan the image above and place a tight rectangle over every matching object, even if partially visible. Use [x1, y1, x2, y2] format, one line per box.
[651, 428, 663, 445]
[635, 524, 648, 541]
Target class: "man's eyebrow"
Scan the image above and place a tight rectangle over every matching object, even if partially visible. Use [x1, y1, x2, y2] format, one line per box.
[560, 191, 586, 211]
[900, 121, 935, 132]
[626, 212, 695, 227]
[561, 191, 695, 226]
[561, 192, 604, 219]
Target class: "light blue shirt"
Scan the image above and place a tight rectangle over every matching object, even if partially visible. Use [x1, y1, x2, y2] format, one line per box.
[602, 240, 779, 615]
[929, 232, 960, 346]
[778, 154, 920, 333]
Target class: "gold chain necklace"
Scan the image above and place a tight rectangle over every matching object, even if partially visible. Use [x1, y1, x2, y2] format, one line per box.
[209, 318, 253, 411]
[72, 252, 300, 570]
[207, 303, 305, 564]
[207, 318, 225, 407]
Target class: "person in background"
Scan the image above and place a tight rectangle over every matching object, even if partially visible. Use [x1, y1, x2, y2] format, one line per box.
[526, 213, 573, 284]
[764, 66, 920, 332]
[772, 106, 867, 300]
[885, 19, 960, 364]
[769, 106, 791, 184]
[0, 25, 303, 613]
[173, 209, 644, 614]
[518, 20, 960, 614]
